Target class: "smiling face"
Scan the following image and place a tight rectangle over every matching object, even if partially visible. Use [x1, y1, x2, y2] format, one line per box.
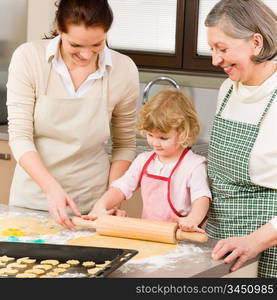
[59, 24, 107, 68]
[146, 129, 183, 161]
[207, 26, 263, 85]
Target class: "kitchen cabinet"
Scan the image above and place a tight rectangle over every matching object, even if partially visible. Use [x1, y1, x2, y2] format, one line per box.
[0, 140, 16, 204]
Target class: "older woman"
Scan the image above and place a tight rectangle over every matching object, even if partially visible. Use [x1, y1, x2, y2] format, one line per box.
[6, 0, 139, 229]
[205, 0, 277, 277]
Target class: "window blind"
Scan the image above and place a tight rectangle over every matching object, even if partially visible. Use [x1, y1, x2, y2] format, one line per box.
[107, 0, 178, 53]
[197, 0, 277, 56]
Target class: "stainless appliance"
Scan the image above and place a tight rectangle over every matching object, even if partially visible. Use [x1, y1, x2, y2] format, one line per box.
[0, 0, 28, 124]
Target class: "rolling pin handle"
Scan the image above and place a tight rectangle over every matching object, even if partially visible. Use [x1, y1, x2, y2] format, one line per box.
[176, 229, 208, 243]
[71, 216, 97, 229]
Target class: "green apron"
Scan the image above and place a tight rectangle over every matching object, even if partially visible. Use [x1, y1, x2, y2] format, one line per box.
[207, 85, 277, 278]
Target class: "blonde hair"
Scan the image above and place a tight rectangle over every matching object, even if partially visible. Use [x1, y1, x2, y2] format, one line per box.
[205, 0, 277, 63]
[137, 88, 200, 147]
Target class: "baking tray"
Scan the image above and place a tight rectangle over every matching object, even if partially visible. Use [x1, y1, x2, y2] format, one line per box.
[0, 241, 138, 278]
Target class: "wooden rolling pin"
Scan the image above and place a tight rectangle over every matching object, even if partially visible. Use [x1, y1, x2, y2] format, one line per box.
[72, 215, 208, 244]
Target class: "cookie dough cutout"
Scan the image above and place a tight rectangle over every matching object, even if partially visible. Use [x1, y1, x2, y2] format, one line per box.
[0, 255, 15, 263]
[67, 235, 177, 260]
[44, 271, 58, 277]
[25, 268, 45, 275]
[0, 262, 6, 268]
[96, 260, 111, 268]
[58, 263, 70, 269]
[17, 257, 36, 264]
[87, 267, 102, 275]
[7, 262, 27, 270]
[82, 261, 96, 268]
[66, 259, 80, 266]
[0, 268, 9, 276]
[41, 259, 59, 266]
[16, 273, 37, 278]
[33, 264, 53, 271]
[5, 268, 19, 276]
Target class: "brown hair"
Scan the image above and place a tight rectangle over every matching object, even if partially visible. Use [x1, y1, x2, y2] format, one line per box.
[205, 0, 277, 62]
[47, 0, 113, 38]
[137, 88, 200, 147]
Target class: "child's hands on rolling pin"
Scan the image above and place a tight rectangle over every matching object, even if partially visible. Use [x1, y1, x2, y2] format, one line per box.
[178, 216, 205, 233]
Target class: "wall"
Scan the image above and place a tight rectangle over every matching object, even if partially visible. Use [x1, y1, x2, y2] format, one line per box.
[26, 0, 221, 144]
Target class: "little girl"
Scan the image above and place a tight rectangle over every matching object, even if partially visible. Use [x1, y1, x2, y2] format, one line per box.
[86, 88, 211, 233]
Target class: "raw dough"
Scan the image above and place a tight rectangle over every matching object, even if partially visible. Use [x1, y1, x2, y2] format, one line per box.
[33, 264, 53, 271]
[82, 261, 95, 268]
[67, 234, 177, 260]
[25, 268, 45, 275]
[16, 273, 37, 278]
[58, 263, 70, 269]
[66, 259, 79, 266]
[41, 259, 59, 266]
[0, 218, 61, 236]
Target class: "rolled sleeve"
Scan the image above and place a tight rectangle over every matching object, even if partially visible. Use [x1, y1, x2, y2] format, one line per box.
[111, 152, 145, 199]
[189, 162, 212, 202]
[269, 216, 277, 231]
[6, 43, 37, 161]
[110, 59, 139, 162]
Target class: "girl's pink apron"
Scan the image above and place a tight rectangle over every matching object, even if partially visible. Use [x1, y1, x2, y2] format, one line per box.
[137, 148, 190, 222]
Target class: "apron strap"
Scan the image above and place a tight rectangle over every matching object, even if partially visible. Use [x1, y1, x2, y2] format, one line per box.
[136, 152, 156, 189]
[168, 147, 191, 217]
[257, 88, 277, 127]
[217, 85, 233, 116]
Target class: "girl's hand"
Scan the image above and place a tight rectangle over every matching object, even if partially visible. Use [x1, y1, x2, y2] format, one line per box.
[178, 216, 205, 233]
[46, 184, 81, 230]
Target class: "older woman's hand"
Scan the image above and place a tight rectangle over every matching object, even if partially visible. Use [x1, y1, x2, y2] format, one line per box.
[211, 235, 260, 272]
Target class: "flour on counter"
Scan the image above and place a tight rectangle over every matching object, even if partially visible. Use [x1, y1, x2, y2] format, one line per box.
[119, 242, 210, 274]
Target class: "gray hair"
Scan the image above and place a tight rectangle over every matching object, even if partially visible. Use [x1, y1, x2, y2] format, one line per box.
[205, 0, 277, 62]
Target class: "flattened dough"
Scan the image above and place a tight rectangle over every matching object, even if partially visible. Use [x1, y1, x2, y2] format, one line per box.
[0, 218, 61, 236]
[67, 234, 176, 260]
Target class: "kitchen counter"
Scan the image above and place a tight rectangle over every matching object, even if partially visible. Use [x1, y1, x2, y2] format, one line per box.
[0, 204, 259, 278]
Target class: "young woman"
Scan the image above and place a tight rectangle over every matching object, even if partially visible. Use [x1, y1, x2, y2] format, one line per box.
[6, 0, 139, 229]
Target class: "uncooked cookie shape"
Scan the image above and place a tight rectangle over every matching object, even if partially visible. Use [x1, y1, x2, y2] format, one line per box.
[87, 267, 102, 275]
[17, 257, 36, 264]
[66, 259, 80, 266]
[33, 264, 53, 271]
[0, 255, 15, 263]
[16, 273, 37, 278]
[52, 267, 66, 274]
[57, 263, 70, 269]
[96, 260, 111, 268]
[6, 262, 27, 270]
[25, 268, 45, 275]
[40, 259, 59, 266]
[82, 261, 96, 268]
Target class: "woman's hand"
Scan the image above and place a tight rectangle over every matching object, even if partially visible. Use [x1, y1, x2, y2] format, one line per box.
[82, 207, 128, 221]
[211, 235, 260, 272]
[46, 184, 81, 229]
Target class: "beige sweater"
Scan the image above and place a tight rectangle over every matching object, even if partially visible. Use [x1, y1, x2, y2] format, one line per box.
[7, 39, 139, 162]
